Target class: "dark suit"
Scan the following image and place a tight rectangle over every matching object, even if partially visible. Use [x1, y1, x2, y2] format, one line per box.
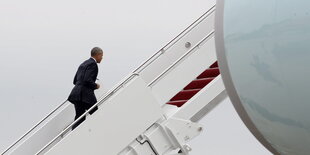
[68, 58, 99, 129]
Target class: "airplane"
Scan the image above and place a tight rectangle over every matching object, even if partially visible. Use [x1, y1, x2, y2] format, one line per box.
[2, 1, 309, 154]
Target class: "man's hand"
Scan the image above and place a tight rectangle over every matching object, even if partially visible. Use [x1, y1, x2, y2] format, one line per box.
[96, 83, 100, 89]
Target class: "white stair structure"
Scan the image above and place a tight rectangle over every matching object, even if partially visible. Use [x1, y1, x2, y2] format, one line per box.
[2, 4, 227, 155]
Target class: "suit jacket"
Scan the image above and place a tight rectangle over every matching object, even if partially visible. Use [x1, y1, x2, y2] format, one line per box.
[68, 58, 98, 105]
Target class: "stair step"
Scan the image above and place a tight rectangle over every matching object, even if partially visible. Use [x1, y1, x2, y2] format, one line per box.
[165, 61, 220, 108]
[170, 89, 201, 101]
[184, 78, 214, 90]
[210, 61, 218, 68]
[166, 100, 188, 107]
[197, 68, 220, 79]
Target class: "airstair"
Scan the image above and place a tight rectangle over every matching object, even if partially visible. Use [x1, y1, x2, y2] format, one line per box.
[2, 4, 227, 155]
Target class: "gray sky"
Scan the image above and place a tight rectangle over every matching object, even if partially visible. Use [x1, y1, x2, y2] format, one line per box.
[0, 0, 270, 154]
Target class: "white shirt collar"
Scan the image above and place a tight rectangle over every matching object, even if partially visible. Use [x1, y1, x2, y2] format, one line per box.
[91, 57, 97, 63]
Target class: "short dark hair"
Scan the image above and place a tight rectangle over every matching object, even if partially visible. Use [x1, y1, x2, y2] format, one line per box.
[91, 47, 103, 56]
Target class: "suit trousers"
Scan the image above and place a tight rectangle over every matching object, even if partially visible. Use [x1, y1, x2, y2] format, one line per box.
[72, 101, 98, 130]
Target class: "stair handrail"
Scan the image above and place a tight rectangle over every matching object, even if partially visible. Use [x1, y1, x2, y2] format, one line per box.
[35, 73, 139, 155]
[148, 30, 215, 87]
[36, 7, 217, 154]
[3, 5, 216, 155]
[133, 5, 215, 73]
[1, 99, 68, 155]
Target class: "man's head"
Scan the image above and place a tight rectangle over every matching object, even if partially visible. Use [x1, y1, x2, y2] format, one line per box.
[91, 47, 104, 63]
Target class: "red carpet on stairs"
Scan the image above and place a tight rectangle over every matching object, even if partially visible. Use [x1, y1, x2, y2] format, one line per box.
[166, 61, 220, 107]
